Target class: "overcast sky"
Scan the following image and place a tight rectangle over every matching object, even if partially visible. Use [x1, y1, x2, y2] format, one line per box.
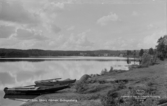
[0, 0, 166, 50]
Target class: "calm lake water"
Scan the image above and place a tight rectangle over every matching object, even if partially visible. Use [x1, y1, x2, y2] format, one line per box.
[0, 56, 139, 106]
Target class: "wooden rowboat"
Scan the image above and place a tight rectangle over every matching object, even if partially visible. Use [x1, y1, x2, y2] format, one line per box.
[4, 85, 70, 95]
[34, 78, 76, 86]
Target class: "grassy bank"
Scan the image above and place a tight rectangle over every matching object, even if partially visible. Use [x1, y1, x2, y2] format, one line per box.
[22, 60, 167, 106]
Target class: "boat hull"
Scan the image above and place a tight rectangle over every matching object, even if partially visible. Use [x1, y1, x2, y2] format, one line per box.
[4, 85, 70, 95]
[35, 79, 76, 86]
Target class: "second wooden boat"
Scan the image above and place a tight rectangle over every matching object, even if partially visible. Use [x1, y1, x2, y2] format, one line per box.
[34, 78, 76, 86]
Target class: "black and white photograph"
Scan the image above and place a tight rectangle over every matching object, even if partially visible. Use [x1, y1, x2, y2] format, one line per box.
[0, 0, 167, 106]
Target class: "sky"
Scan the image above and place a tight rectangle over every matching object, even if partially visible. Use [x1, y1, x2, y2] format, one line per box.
[0, 0, 166, 50]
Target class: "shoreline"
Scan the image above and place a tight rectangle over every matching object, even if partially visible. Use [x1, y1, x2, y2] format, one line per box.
[20, 60, 167, 106]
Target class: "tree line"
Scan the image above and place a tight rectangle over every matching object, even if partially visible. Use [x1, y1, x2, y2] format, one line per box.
[128, 35, 167, 67]
[138, 35, 167, 60]
[0, 49, 131, 58]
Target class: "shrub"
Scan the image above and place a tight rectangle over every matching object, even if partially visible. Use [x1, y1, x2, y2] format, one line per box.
[151, 55, 157, 65]
[101, 68, 108, 75]
[79, 74, 90, 83]
[75, 74, 90, 93]
[147, 82, 157, 95]
[84, 84, 111, 94]
[75, 81, 88, 93]
[158, 98, 167, 105]
[74, 74, 112, 94]
[100, 83, 127, 106]
[117, 83, 126, 90]
[101, 91, 122, 106]
[140, 53, 155, 67]
[156, 35, 167, 60]
[121, 85, 158, 106]
[109, 67, 114, 72]
[100, 84, 159, 106]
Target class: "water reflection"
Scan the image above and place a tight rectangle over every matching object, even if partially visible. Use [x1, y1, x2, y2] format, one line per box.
[0, 57, 139, 106]
[0, 59, 45, 62]
[0, 72, 15, 85]
[4, 94, 40, 102]
[0, 90, 24, 106]
[0, 58, 139, 90]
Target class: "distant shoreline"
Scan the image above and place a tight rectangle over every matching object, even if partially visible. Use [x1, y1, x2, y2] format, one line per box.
[0, 48, 141, 59]
[0, 56, 140, 61]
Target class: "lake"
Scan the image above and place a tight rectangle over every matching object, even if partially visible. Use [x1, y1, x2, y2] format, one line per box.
[0, 56, 139, 106]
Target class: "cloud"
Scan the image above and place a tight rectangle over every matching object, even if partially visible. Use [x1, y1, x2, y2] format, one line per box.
[51, 24, 61, 33]
[97, 12, 119, 26]
[60, 30, 94, 50]
[103, 37, 138, 50]
[147, 24, 154, 29]
[15, 28, 47, 41]
[32, 31, 94, 50]
[51, 2, 65, 9]
[16, 70, 46, 82]
[0, 38, 19, 48]
[0, 25, 15, 38]
[42, 0, 74, 13]
[47, 0, 166, 4]
[132, 11, 139, 16]
[76, 32, 94, 47]
[67, 26, 75, 31]
[0, 0, 40, 25]
[138, 30, 166, 49]
[5, 39, 38, 49]
[48, 0, 74, 5]
[0, 72, 15, 85]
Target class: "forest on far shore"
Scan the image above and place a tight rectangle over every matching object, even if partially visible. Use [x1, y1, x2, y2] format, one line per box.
[0, 48, 138, 58]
